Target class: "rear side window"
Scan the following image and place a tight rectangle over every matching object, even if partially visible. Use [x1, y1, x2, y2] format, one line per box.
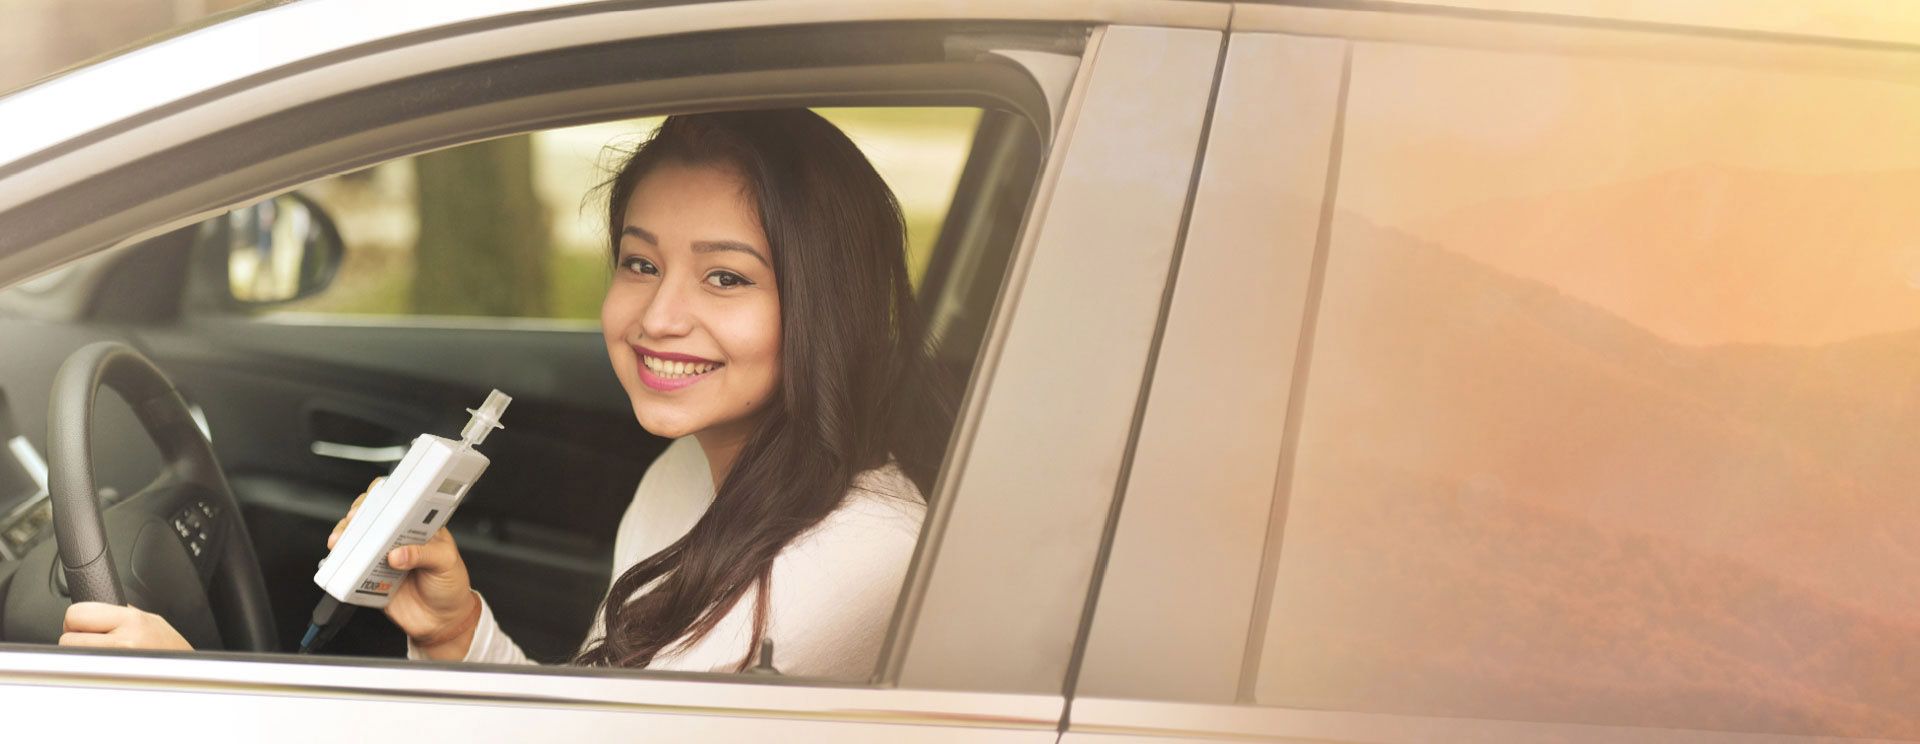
[1256, 39, 1920, 738]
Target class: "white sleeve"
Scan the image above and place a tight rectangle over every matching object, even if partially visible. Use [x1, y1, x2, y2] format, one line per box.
[405, 591, 532, 665]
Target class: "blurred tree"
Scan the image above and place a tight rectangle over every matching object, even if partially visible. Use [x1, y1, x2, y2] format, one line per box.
[410, 138, 551, 316]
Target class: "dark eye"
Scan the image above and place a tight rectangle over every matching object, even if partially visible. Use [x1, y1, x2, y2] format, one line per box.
[705, 270, 752, 289]
[619, 255, 659, 276]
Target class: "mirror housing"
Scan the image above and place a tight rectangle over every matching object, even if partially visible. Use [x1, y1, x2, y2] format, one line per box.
[202, 192, 345, 307]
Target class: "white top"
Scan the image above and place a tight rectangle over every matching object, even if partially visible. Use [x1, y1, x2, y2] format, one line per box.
[409, 438, 926, 679]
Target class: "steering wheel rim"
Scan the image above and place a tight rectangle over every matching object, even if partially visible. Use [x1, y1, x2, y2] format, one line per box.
[47, 341, 277, 651]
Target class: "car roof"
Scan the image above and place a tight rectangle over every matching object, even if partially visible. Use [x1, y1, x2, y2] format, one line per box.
[2, 0, 1915, 175]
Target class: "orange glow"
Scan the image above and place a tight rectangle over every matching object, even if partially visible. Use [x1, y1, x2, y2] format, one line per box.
[1340, 42, 1920, 346]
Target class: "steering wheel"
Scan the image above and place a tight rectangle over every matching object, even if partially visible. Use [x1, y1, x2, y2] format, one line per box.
[19, 342, 276, 651]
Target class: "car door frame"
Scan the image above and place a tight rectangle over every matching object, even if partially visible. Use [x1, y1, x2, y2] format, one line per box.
[0, 1, 1230, 738]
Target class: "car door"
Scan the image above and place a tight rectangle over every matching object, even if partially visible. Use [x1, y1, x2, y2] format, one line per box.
[1064, 3, 1920, 743]
[0, 1, 1228, 739]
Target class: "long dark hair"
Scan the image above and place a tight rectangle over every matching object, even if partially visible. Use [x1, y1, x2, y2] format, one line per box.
[574, 109, 951, 670]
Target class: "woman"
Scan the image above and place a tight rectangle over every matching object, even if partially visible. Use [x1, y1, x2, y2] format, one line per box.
[59, 109, 953, 678]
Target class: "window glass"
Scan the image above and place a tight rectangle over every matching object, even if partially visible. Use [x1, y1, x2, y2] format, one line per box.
[1257, 41, 1920, 739]
[228, 108, 981, 320]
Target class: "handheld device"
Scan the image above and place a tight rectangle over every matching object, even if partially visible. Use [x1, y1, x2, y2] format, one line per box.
[298, 389, 510, 653]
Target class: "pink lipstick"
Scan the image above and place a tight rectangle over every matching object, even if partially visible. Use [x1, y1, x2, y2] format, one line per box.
[633, 344, 723, 392]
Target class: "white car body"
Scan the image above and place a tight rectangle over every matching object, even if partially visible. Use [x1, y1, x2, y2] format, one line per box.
[0, 1, 1914, 742]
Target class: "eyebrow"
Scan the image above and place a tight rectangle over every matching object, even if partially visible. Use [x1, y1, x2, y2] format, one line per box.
[622, 226, 769, 267]
[692, 239, 769, 267]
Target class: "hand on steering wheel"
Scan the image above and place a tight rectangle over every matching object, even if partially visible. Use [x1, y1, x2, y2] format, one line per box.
[59, 602, 192, 651]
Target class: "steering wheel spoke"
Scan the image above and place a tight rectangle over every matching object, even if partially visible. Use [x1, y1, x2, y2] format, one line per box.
[119, 471, 233, 590]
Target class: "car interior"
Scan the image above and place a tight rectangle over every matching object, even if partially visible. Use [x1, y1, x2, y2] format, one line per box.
[0, 20, 1054, 662]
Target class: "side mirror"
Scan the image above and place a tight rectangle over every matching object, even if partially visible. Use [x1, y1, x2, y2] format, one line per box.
[206, 192, 345, 306]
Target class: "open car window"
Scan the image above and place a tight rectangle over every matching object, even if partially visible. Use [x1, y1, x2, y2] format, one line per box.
[204, 108, 984, 324]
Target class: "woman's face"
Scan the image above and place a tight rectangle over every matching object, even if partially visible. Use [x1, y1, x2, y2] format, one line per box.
[602, 161, 781, 444]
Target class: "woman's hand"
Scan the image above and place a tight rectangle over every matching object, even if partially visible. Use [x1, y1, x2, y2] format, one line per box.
[59, 602, 192, 651]
[331, 478, 482, 660]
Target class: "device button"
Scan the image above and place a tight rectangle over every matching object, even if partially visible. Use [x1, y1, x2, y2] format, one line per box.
[172, 518, 191, 539]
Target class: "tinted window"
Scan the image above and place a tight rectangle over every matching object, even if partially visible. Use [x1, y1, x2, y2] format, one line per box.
[1256, 40, 1920, 739]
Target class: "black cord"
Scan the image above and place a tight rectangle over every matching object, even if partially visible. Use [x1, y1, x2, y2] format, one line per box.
[297, 594, 355, 654]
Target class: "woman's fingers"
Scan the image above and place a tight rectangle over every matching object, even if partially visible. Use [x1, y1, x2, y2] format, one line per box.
[328, 477, 384, 548]
[59, 603, 194, 651]
[328, 512, 352, 548]
[58, 631, 127, 648]
[62, 601, 133, 633]
[350, 480, 375, 512]
[387, 529, 456, 572]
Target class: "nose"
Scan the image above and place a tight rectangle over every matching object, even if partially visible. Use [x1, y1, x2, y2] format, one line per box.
[637, 272, 695, 340]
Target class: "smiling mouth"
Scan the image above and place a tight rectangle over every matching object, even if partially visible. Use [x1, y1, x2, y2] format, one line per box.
[633, 346, 723, 391]
[640, 355, 721, 378]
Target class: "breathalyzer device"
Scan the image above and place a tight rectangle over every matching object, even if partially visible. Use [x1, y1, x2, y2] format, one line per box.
[298, 389, 510, 653]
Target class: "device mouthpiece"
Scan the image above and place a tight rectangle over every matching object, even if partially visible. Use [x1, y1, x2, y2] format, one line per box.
[459, 389, 511, 448]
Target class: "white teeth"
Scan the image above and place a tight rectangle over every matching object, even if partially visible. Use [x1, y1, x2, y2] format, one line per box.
[643, 355, 718, 378]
